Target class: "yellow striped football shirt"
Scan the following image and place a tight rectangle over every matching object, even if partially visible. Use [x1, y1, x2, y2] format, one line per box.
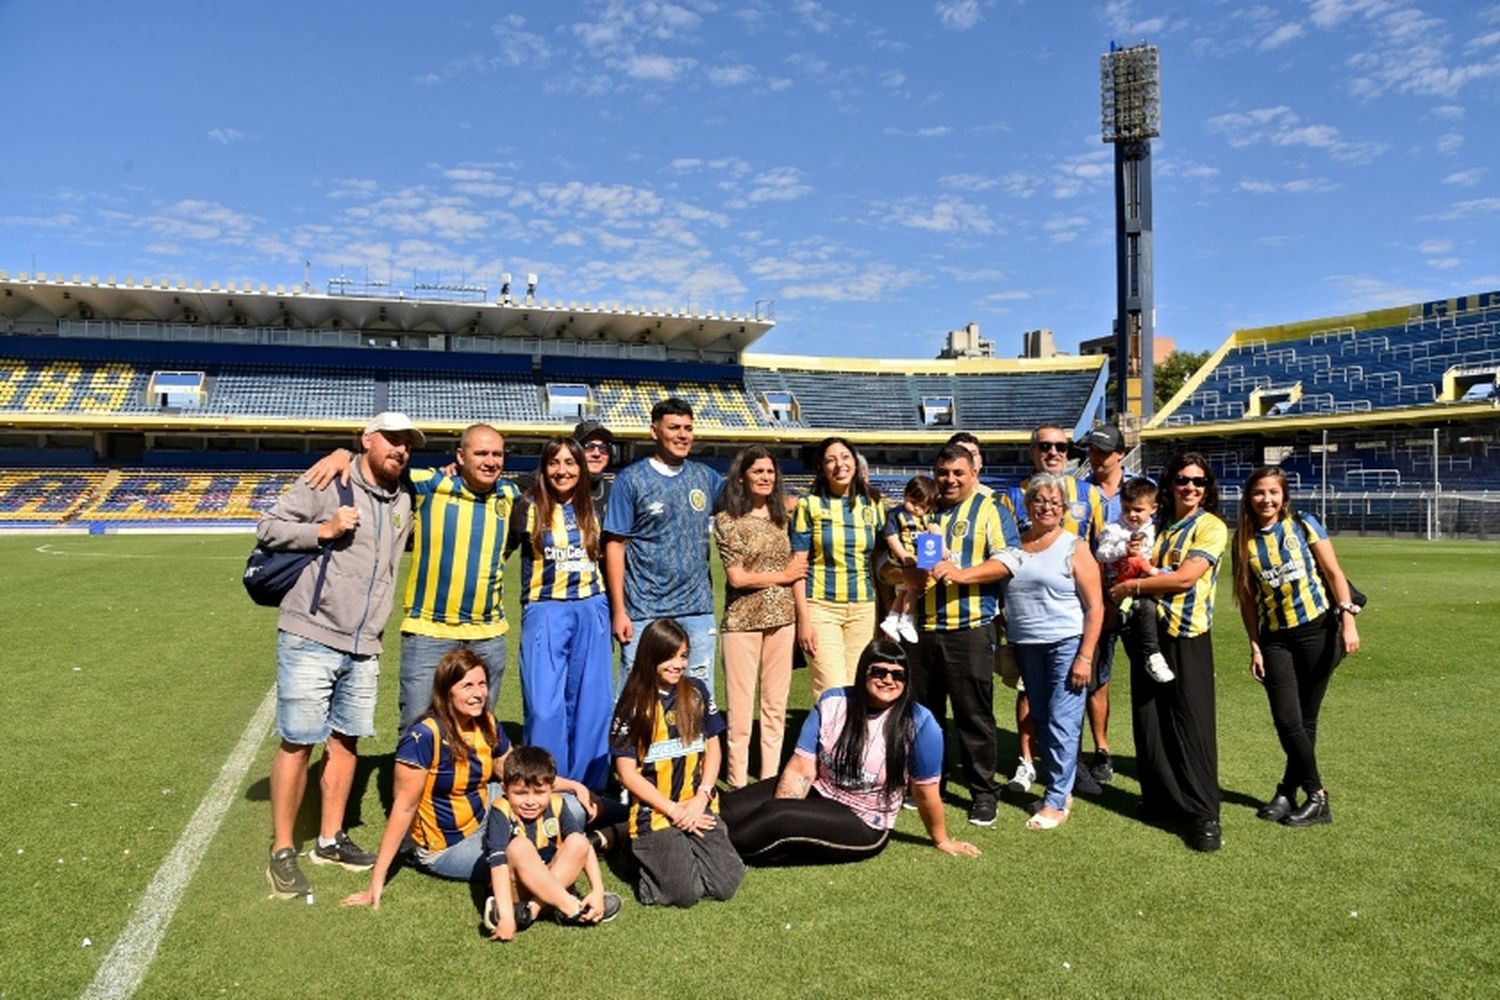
[920, 492, 1021, 632]
[510, 497, 605, 603]
[1246, 512, 1330, 632]
[1001, 475, 1107, 548]
[402, 470, 520, 639]
[791, 492, 882, 603]
[1152, 510, 1228, 638]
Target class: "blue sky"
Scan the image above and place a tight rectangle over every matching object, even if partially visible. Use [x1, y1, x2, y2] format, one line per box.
[2, 0, 1497, 359]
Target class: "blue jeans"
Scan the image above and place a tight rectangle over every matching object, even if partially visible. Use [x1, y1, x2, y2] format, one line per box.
[412, 785, 587, 882]
[398, 632, 507, 734]
[1015, 636, 1086, 811]
[275, 631, 379, 745]
[618, 612, 718, 693]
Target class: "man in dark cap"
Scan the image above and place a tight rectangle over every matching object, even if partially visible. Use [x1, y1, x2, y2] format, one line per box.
[572, 419, 615, 521]
[1079, 422, 1134, 784]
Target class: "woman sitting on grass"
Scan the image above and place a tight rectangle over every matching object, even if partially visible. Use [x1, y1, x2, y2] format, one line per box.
[718, 639, 981, 864]
[1233, 466, 1361, 828]
[342, 648, 595, 908]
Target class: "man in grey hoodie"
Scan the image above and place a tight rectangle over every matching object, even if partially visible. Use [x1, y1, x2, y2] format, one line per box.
[257, 412, 420, 899]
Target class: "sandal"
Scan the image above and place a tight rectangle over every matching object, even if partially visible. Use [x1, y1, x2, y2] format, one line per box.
[1025, 807, 1070, 830]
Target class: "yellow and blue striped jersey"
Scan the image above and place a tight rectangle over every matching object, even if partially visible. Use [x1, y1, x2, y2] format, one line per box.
[1153, 511, 1228, 638]
[610, 679, 725, 837]
[791, 492, 883, 603]
[403, 470, 520, 639]
[919, 492, 1022, 632]
[1001, 475, 1107, 548]
[508, 497, 605, 603]
[483, 793, 578, 868]
[396, 714, 508, 851]
[1245, 512, 1330, 632]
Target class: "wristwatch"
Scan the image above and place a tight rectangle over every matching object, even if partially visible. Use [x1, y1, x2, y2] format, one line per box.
[1337, 602, 1362, 616]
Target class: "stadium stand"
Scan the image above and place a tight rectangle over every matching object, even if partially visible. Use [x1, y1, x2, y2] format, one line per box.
[1156, 291, 1500, 427]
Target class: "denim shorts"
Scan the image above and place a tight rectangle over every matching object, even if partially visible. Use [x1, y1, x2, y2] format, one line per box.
[275, 630, 380, 745]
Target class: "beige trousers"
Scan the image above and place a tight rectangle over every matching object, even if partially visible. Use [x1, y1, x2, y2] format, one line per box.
[805, 599, 877, 700]
[721, 624, 796, 787]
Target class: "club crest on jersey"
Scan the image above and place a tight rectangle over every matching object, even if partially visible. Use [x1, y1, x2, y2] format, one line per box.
[542, 817, 560, 839]
[1070, 501, 1088, 522]
[951, 520, 970, 540]
[861, 505, 878, 526]
[689, 488, 707, 512]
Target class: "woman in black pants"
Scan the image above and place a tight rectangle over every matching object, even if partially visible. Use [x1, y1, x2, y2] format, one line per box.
[718, 640, 980, 864]
[1234, 466, 1362, 827]
[1109, 453, 1229, 852]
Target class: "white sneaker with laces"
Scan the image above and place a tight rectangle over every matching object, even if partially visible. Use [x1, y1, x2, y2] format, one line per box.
[1144, 652, 1176, 683]
[879, 614, 903, 642]
[1006, 758, 1036, 793]
[897, 614, 920, 644]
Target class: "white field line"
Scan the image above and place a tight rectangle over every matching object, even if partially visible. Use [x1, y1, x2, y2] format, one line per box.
[34, 543, 243, 560]
[81, 686, 277, 1000]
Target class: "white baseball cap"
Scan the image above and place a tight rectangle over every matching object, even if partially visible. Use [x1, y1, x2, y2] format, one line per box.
[363, 411, 426, 447]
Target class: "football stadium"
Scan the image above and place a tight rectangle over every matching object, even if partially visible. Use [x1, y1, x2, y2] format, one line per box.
[5, 6, 1500, 998]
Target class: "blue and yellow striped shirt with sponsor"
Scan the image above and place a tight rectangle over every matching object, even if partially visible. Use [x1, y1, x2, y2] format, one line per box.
[1246, 512, 1330, 632]
[1001, 475, 1107, 548]
[1152, 510, 1228, 639]
[395, 714, 509, 852]
[483, 793, 577, 868]
[920, 492, 1022, 632]
[610, 679, 726, 837]
[791, 492, 883, 603]
[508, 496, 605, 603]
[403, 470, 520, 639]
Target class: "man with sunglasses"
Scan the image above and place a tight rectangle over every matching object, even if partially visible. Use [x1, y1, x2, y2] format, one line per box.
[572, 419, 615, 521]
[998, 424, 1108, 797]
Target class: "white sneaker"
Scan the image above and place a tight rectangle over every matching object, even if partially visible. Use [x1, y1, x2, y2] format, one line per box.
[1145, 652, 1176, 683]
[897, 614, 920, 644]
[879, 614, 903, 642]
[1005, 758, 1036, 793]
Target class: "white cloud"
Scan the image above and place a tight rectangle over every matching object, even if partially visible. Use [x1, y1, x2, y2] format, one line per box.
[917, 126, 952, 137]
[1426, 257, 1460, 269]
[1103, 0, 1166, 36]
[1417, 238, 1453, 254]
[1314, 1, 1500, 99]
[620, 54, 696, 82]
[1205, 105, 1386, 164]
[1433, 197, 1500, 220]
[444, 168, 496, 182]
[1260, 21, 1305, 49]
[1043, 215, 1089, 243]
[793, 0, 836, 34]
[936, 0, 982, 30]
[888, 196, 996, 234]
[1436, 131, 1463, 155]
[708, 64, 756, 86]
[206, 128, 243, 145]
[1237, 177, 1339, 194]
[748, 167, 812, 203]
[1325, 272, 1431, 310]
[413, 73, 442, 85]
[491, 16, 554, 68]
[778, 263, 919, 302]
[1443, 168, 1485, 186]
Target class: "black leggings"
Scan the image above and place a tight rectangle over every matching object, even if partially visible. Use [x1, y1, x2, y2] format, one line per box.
[1261, 612, 1343, 795]
[718, 780, 889, 866]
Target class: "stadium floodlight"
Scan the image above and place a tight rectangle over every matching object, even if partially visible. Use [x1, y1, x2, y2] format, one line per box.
[500, 272, 511, 297]
[1100, 43, 1160, 144]
[526, 273, 538, 299]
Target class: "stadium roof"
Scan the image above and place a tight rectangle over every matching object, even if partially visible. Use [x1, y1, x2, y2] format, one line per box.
[0, 271, 773, 356]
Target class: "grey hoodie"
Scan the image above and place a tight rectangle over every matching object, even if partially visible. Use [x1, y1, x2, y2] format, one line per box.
[256, 463, 413, 656]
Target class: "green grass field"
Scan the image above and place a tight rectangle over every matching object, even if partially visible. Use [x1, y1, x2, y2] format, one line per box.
[3, 533, 1497, 998]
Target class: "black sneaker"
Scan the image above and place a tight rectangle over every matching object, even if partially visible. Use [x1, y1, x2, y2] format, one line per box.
[482, 895, 536, 934]
[266, 847, 309, 899]
[967, 795, 998, 827]
[308, 831, 376, 871]
[556, 891, 624, 925]
[1072, 761, 1103, 796]
[1090, 751, 1114, 784]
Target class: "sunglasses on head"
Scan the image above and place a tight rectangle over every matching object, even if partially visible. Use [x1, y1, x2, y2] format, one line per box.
[1034, 441, 1069, 454]
[868, 665, 907, 683]
[1174, 475, 1210, 488]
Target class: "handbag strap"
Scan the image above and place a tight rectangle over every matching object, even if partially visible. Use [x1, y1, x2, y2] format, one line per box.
[308, 477, 355, 615]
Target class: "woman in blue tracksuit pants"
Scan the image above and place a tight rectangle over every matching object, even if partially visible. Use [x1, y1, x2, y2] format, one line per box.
[507, 437, 614, 791]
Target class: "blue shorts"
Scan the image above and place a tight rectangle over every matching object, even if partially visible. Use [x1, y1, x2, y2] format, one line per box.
[275, 630, 380, 745]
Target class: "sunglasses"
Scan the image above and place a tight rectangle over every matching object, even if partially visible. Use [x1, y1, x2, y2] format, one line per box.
[1174, 475, 1210, 488]
[868, 665, 907, 683]
[1034, 441, 1070, 454]
[581, 441, 610, 453]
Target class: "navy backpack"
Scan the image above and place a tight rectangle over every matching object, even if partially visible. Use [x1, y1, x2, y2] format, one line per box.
[243, 478, 354, 611]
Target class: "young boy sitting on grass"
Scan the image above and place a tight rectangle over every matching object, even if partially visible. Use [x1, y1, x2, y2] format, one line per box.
[482, 746, 622, 940]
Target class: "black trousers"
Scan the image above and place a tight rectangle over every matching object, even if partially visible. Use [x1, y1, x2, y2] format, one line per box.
[1126, 595, 1162, 655]
[915, 625, 999, 800]
[719, 781, 888, 865]
[1261, 612, 1343, 795]
[1129, 630, 1220, 823]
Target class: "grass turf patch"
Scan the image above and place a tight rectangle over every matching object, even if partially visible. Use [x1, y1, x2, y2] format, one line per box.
[1, 535, 1496, 996]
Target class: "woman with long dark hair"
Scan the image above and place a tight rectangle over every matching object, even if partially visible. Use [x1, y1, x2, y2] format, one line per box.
[1233, 466, 1362, 827]
[1108, 452, 1229, 852]
[791, 437, 885, 698]
[715, 445, 805, 787]
[718, 639, 981, 864]
[506, 436, 612, 791]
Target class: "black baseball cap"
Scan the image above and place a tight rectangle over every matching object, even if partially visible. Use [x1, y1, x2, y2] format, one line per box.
[573, 419, 614, 445]
[1084, 424, 1125, 453]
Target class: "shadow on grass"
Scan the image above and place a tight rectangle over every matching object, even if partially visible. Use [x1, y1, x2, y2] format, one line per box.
[243, 747, 394, 847]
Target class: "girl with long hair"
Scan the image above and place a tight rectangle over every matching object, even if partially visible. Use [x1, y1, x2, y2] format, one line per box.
[718, 639, 981, 864]
[609, 618, 745, 907]
[792, 436, 885, 697]
[506, 436, 613, 791]
[1233, 466, 1362, 827]
[714, 445, 805, 787]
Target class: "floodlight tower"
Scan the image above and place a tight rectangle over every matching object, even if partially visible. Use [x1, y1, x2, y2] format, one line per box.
[1101, 42, 1161, 420]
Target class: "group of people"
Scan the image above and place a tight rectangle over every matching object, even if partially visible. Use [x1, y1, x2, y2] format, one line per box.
[254, 397, 1365, 934]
